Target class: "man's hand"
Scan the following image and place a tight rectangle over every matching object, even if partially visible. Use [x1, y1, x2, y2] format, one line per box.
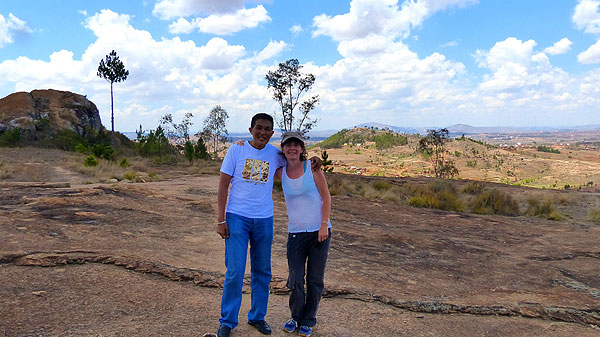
[217, 221, 229, 239]
[310, 156, 322, 171]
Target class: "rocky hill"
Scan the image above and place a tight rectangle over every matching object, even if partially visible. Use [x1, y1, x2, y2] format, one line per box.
[0, 89, 102, 141]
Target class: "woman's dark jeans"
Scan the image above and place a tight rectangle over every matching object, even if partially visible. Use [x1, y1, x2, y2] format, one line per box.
[286, 229, 331, 327]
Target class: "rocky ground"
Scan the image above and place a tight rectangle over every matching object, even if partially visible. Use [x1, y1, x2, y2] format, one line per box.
[1, 169, 600, 336]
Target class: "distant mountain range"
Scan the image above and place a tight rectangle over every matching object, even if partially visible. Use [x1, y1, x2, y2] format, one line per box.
[122, 123, 600, 140]
[355, 122, 600, 135]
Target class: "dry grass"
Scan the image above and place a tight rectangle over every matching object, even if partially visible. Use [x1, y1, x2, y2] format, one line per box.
[589, 207, 600, 223]
[470, 188, 520, 216]
[525, 195, 564, 221]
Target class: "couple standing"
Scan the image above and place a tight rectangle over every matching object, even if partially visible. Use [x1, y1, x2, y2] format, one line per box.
[215, 113, 332, 337]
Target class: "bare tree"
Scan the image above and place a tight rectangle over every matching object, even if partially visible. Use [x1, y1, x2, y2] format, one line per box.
[266, 59, 319, 136]
[202, 105, 229, 158]
[160, 112, 194, 143]
[97, 50, 129, 132]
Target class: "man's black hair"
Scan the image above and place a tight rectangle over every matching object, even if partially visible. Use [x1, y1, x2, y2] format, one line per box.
[250, 113, 274, 128]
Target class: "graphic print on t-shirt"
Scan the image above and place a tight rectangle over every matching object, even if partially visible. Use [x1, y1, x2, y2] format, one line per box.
[242, 159, 253, 179]
[241, 158, 270, 183]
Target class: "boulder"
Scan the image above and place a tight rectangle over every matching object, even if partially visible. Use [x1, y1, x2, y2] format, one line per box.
[0, 89, 103, 140]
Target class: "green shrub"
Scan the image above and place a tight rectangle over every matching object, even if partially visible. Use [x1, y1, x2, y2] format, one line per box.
[273, 180, 283, 192]
[589, 208, 600, 222]
[526, 196, 564, 220]
[120, 157, 130, 168]
[54, 130, 83, 151]
[470, 189, 519, 216]
[466, 160, 477, 168]
[83, 155, 98, 167]
[75, 143, 88, 153]
[92, 143, 115, 160]
[0, 128, 22, 147]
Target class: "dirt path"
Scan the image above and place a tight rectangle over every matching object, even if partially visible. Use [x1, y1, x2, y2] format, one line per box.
[1, 175, 599, 336]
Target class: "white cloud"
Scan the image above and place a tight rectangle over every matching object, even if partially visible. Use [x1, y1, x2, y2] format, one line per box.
[0, 13, 32, 48]
[168, 17, 195, 34]
[573, 1, 600, 64]
[543, 38, 572, 55]
[573, 0, 600, 34]
[475, 37, 538, 72]
[470, 37, 579, 121]
[312, 0, 477, 42]
[153, 0, 245, 19]
[168, 5, 270, 35]
[290, 24, 303, 36]
[441, 40, 458, 48]
[79, 10, 88, 16]
[578, 39, 600, 63]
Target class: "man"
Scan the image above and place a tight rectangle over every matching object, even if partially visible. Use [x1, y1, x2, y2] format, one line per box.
[215, 113, 321, 337]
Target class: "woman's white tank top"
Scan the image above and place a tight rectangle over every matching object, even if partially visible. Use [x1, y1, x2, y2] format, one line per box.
[282, 160, 331, 233]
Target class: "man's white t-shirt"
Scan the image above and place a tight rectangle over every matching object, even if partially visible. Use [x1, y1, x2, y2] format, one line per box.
[220, 141, 286, 218]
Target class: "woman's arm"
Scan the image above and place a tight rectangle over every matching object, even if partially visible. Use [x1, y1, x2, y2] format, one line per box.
[313, 167, 331, 242]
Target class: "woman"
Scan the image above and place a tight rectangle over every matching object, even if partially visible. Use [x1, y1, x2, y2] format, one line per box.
[276, 131, 331, 337]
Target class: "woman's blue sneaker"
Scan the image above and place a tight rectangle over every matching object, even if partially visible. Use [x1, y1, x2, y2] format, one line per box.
[298, 325, 312, 337]
[282, 318, 297, 333]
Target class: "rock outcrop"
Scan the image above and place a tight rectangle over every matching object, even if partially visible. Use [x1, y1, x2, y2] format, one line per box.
[0, 89, 102, 140]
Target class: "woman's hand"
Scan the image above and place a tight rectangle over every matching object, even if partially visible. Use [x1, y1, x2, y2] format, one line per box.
[234, 140, 245, 146]
[318, 224, 328, 242]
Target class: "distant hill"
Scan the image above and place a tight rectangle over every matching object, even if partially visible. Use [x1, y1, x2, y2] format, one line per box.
[354, 122, 422, 134]
[316, 127, 408, 149]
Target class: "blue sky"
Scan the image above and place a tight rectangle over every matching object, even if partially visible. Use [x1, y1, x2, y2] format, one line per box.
[1, 0, 600, 133]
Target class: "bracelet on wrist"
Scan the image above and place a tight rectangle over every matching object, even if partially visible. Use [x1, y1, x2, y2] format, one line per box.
[217, 220, 226, 225]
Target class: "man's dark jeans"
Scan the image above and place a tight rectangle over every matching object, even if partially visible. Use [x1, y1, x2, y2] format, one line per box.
[286, 229, 331, 327]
